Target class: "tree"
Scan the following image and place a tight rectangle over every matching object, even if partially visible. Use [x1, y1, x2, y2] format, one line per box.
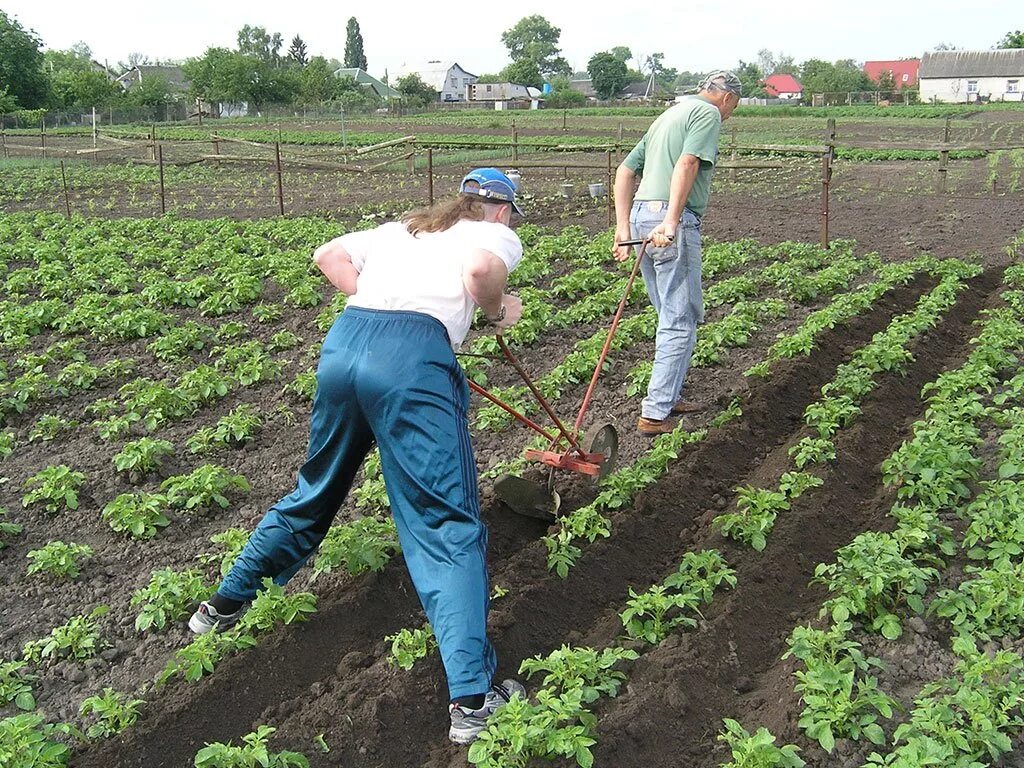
[587, 52, 629, 100]
[500, 59, 542, 89]
[998, 30, 1024, 48]
[288, 35, 308, 67]
[345, 18, 368, 70]
[756, 49, 797, 76]
[125, 73, 175, 108]
[0, 87, 17, 113]
[396, 73, 436, 106]
[236, 25, 283, 66]
[933, 42, 958, 51]
[610, 46, 632, 64]
[735, 60, 766, 98]
[674, 71, 704, 92]
[183, 47, 294, 111]
[50, 69, 119, 108]
[475, 73, 502, 83]
[501, 15, 570, 77]
[875, 69, 896, 91]
[298, 57, 339, 104]
[0, 10, 50, 108]
[800, 59, 872, 103]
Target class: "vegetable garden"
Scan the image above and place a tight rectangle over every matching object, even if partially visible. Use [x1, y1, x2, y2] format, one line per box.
[2, 200, 1024, 768]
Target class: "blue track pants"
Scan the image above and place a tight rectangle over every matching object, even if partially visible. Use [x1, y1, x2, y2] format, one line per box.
[218, 307, 496, 700]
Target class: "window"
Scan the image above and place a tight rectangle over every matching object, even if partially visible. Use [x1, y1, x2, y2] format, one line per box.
[902, 73, 909, 83]
[1009, 80, 1020, 94]
[450, 77, 457, 87]
[967, 80, 979, 93]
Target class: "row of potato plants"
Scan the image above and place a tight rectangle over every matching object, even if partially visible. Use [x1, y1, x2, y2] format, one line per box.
[542, 254, 962, 577]
[774, 269, 1024, 763]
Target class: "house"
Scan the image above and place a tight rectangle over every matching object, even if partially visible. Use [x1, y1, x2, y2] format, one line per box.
[763, 73, 803, 100]
[863, 59, 920, 89]
[569, 78, 597, 99]
[115, 65, 188, 94]
[333, 68, 402, 99]
[391, 61, 477, 102]
[467, 82, 541, 109]
[920, 50, 1024, 103]
[467, 82, 540, 101]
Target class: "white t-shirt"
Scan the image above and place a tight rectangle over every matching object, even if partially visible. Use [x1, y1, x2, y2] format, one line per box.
[336, 220, 522, 349]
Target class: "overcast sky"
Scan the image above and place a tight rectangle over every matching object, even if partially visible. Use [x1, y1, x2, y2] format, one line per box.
[4, 0, 1015, 76]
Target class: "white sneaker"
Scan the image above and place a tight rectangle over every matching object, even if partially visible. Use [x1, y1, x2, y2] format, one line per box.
[448, 679, 527, 745]
[187, 600, 248, 635]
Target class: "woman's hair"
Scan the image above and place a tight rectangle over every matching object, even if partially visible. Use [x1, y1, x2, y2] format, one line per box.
[402, 194, 490, 237]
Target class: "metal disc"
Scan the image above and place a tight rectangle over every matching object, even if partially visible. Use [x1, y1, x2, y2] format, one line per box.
[493, 474, 560, 521]
[584, 422, 619, 481]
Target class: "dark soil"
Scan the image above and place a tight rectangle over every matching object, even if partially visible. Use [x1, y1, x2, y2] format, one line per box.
[72, 268, 967, 768]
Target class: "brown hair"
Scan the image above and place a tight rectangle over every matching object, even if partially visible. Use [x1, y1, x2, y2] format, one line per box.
[402, 195, 489, 237]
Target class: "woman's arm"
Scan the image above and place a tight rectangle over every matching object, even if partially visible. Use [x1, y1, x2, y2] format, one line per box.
[313, 238, 360, 295]
[463, 249, 522, 329]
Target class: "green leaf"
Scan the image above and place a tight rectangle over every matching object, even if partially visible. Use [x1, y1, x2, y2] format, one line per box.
[818, 724, 835, 753]
[15, 690, 36, 710]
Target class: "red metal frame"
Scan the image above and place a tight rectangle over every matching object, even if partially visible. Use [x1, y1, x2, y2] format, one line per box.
[465, 239, 650, 478]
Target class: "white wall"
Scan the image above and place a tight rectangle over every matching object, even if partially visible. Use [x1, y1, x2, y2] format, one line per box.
[921, 76, 1024, 103]
[441, 65, 477, 101]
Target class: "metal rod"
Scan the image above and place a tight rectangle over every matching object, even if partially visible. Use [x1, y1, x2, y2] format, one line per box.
[427, 147, 434, 205]
[496, 335, 582, 452]
[275, 142, 285, 216]
[574, 241, 648, 431]
[466, 380, 558, 443]
[158, 144, 166, 214]
[60, 160, 71, 218]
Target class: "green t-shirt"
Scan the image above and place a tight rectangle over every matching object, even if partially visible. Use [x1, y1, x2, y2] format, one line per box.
[623, 96, 722, 216]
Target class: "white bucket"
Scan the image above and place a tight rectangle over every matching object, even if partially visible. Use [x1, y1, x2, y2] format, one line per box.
[504, 170, 522, 191]
[559, 182, 574, 198]
[588, 182, 606, 198]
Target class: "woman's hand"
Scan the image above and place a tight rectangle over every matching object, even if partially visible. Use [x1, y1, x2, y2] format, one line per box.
[490, 294, 523, 331]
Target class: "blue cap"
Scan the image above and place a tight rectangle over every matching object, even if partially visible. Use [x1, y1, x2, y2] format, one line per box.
[460, 168, 525, 217]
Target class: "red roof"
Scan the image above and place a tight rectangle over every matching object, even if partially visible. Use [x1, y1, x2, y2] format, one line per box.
[763, 73, 802, 96]
[863, 59, 920, 87]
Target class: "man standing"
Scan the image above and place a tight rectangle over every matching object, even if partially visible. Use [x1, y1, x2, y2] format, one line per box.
[612, 71, 741, 436]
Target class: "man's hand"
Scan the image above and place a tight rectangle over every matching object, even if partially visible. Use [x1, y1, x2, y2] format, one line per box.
[489, 294, 523, 331]
[650, 219, 677, 248]
[612, 225, 634, 263]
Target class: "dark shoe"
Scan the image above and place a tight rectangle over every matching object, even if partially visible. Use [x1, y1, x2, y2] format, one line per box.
[671, 400, 704, 415]
[637, 416, 679, 436]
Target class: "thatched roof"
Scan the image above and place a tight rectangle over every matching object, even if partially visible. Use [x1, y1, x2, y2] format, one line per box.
[920, 50, 1024, 79]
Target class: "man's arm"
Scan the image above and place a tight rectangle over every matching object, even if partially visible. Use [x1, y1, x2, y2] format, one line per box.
[612, 164, 639, 262]
[649, 154, 701, 247]
[313, 238, 360, 295]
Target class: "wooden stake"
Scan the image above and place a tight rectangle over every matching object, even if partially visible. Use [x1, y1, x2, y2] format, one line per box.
[60, 160, 71, 218]
[1, 127, 7, 159]
[512, 120, 518, 163]
[92, 107, 97, 148]
[41, 121, 46, 159]
[820, 152, 831, 249]
[562, 109, 567, 132]
[730, 126, 738, 184]
[943, 116, 951, 143]
[158, 144, 166, 215]
[407, 151, 416, 175]
[938, 149, 949, 194]
[275, 142, 285, 216]
[606, 150, 613, 228]
[150, 124, 157, 161]
[427, 147, 434, 206]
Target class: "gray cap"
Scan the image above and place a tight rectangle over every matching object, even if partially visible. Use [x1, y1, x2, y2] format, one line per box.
[699, 71, 742, 97]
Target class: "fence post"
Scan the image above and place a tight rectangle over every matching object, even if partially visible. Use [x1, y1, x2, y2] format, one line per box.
[606, 150, 613, 228]
[60, 160, 71, 218]
[617, 122, 623, 155]
[92, 107, 97, 148]
[938, 149, 949, 194]
[512, 119, 518, 163]
[212, 135, 220, 165]
[407, 151, 416, 176]
[275, 142, 285, 216]
[820, 151, 831, 249]
[40, 120, 46, 159]
[150, 124, 157, 161]
[562, 109, 567, 132]
[158, 144, 166, 215]
[1, 126, 7, 159]
[943, 116, 951, 143]
[729, 126, 738, 184]
[427, 147, 434, 206]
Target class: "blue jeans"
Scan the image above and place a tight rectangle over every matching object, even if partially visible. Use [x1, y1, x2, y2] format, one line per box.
[218, 307, 496, 701]
[630, 201, 704, 420]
